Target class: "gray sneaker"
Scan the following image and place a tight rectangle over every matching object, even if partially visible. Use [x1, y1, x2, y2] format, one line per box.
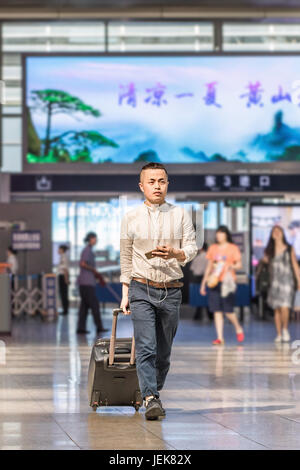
[156, 398, 166, 416]
[145, 398, 165, 420]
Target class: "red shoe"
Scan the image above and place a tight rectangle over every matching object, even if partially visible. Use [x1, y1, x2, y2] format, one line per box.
[237, 332, 244, 343]
[212, 339, 225, 345]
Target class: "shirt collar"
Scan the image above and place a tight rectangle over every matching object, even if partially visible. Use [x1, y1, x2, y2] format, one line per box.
[143, 201, 170, 212]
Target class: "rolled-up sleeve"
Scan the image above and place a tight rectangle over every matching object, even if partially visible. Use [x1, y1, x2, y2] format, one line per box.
[120, 214, 133, 284]
[178, 208, 199, 267]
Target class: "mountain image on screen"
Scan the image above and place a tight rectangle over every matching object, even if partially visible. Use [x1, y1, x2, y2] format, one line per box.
[251, 110, 300, 161]
[27, 89, 118, 163]
[181, 111, 300, 163]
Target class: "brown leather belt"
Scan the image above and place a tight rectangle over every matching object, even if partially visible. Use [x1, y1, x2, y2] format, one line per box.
[132, 277, 183, 288]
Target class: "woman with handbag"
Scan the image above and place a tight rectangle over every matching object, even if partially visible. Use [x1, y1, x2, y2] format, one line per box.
[200, 226, 244, 345]
[262, 225, 300, 343]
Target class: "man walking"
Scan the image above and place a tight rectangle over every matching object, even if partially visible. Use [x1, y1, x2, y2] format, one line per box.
[120, 162, 198, 420]
[77, 232, 108, 334]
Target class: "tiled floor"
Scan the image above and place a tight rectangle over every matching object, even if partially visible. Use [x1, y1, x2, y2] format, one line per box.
[1, 309, 300, 450]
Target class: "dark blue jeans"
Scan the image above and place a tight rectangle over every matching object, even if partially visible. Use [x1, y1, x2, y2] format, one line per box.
[128, 279, 182, 400]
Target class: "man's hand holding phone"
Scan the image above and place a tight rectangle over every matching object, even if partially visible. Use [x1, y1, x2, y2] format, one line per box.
[145, 250, 154, 260]
[150, 245, 185, 261]
[145, 245, 173, 260]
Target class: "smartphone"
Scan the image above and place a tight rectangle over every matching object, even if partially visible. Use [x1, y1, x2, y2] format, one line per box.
[145, 250, 153, 259]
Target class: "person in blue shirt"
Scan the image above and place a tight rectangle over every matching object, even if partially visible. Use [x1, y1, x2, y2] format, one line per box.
[77, 232, 108, 334]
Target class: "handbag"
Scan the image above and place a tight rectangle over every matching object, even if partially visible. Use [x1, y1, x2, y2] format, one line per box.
[207, 260, 225, 289]
[221, 271, 237, 298]
[256, 261, 270, 294]
[207, 274, 219, 288]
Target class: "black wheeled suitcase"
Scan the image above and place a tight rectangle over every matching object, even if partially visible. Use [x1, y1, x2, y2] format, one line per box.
[88, 308, 142, 412]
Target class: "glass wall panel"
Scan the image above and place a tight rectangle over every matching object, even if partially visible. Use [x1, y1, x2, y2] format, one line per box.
[2, 117, 22, 144]
[1, 145, 22, 172]
[223, 23, 300, 51]
[204, 201, 218, 229]
[108, 21, 214, 52]
[2, 22, 105, 52]
[219, 201, 232, 230]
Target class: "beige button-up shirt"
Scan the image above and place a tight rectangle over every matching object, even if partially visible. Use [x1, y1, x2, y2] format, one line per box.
[120, 201, 198, 284]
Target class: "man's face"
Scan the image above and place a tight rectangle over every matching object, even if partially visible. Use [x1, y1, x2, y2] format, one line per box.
[139, 169, 168, 204]
[90, 236, 97, 246]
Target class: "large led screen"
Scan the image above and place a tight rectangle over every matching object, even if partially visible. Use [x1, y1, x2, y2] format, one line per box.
[25, 55, 300, 165]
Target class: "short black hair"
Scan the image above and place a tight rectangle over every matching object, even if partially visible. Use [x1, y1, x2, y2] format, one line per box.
[84, 232, 97, 243]
[140, 162, 168, 180]
[7, 245, 17, 255]
[59, 244, 69, 252]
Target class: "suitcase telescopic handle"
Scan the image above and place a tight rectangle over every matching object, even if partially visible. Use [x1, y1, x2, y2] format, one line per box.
[113, 308, 124, 316]
[108, 308, 135, 366]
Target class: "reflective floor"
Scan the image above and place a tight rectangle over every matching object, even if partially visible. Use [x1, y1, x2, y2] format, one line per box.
[1, 309, 300, 450]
